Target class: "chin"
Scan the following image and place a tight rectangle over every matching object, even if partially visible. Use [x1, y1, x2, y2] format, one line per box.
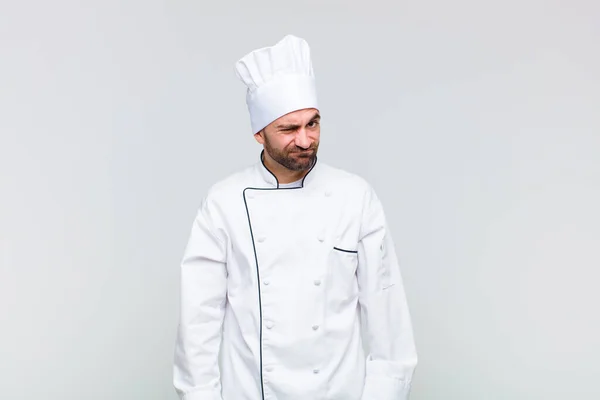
[297, 158, 315, 170]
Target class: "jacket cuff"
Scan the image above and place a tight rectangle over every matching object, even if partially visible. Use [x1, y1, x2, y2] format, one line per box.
[360, 360, 412, 400]
[181, 389, 223, 400]
[361, 375, 411, 400]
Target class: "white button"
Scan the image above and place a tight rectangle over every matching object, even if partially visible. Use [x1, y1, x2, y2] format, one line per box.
[312, 325, 319, 331]
[317, 236, 325, 242]
[266, 366, 273, 372]
[257, 236, 266, 243]
[246, 192, 254, 199]
[265, 321, 274, 329]
[314, 279, 321, 286]
[263, 280, 270, 285]
[313, 369, 320, 374]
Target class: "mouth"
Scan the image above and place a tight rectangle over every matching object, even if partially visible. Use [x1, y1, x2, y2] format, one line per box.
[291, 150, 315, 156]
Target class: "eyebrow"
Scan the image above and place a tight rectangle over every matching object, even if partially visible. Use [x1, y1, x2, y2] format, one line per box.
[275, 112, 321, 130]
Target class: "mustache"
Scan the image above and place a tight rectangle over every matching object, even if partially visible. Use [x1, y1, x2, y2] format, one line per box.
[289, 145, 318, 153]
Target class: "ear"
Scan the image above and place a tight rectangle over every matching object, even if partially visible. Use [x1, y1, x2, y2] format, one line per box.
[254, 130, 265, 145]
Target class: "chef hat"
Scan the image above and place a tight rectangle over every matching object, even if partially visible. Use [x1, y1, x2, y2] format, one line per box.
[235, 34, 319, 134]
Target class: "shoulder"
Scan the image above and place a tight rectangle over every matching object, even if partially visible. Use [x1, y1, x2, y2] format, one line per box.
[317, 162, 375, 195]
[317, 162, 386, 219]
[209, 166, 253, 194]
[198, 165, 254, 210]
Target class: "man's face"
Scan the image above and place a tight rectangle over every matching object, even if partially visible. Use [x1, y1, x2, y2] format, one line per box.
[255, 108, 321, 172]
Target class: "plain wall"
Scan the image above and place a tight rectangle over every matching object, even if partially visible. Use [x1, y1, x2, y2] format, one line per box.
[1, 0, 599, 399]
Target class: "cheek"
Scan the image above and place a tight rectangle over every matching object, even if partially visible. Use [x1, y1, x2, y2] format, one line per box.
[277, 137, 295, 151]
[286, 135, 300, 146]
[311, 129, 320, 142]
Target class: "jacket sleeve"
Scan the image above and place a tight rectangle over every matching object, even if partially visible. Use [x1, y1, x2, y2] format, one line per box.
[357, 186, 418, 400]
[173, 197, 227, 400]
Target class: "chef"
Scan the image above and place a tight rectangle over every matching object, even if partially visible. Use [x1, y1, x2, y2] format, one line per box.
[173, 34, 418, 400]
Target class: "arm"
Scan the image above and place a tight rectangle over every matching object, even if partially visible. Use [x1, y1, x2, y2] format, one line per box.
[357, 187, 418, 400]
[173, 198, 227, 400]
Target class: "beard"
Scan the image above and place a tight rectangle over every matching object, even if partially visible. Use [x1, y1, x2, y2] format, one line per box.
[263, 135, 319, 172]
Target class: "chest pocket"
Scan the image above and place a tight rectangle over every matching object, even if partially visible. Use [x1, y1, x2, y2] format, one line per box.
[332, 245, 358, 255]
[328, 243, 359, 299]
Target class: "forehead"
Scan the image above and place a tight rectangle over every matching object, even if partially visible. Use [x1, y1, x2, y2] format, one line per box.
[275, 108, 320, 124]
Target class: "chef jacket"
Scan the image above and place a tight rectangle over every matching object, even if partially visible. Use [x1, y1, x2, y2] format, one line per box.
[174, 152, 418, 400]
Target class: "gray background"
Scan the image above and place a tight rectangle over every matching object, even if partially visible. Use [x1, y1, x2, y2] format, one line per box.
[1, 0, 599, 399]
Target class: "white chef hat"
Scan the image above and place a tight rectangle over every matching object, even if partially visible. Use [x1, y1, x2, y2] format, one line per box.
[235, 34, 319, 134]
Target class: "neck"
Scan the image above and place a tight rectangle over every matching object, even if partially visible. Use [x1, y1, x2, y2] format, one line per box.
[262, 151, 311, 184]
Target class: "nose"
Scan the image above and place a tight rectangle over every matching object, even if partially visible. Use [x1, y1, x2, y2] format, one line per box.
[294, 127, 311, 149]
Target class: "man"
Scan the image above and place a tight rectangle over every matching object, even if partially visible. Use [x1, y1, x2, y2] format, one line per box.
[173, 35, 418, 400]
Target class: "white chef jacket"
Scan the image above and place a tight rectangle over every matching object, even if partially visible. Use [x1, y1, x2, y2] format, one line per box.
[174, 152, 418, 400]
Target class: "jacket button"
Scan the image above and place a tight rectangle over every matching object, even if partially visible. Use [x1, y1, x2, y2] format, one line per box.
[266, 366, 273, 372]
[314, 280, 321, 286]
[313, 369, 320, 374]
[317, 236, 325, 242]
[263, 280, 270, 285]
[257, 236, 266, 243]
[312, 325, 319, 331]
[265, 321, 274, 329]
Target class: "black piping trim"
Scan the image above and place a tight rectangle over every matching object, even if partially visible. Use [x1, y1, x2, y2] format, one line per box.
[260, 150, 280, 188]
[242, 152, 318, 399]
[333, 246, 358, 254]
[242, 189, 265, 400]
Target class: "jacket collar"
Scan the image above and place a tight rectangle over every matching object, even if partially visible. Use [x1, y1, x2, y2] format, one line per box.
[256, 150, 319, 188]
